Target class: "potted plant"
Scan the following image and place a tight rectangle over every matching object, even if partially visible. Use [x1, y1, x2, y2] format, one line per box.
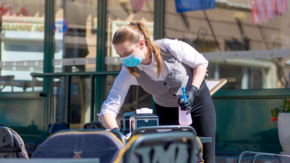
[271, 97, 290, 154]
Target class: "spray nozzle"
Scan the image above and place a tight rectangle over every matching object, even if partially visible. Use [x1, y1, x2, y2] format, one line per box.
[181, 87, 187, 103]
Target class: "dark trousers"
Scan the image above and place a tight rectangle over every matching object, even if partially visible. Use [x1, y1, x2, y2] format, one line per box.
[154, 81, 216, 163]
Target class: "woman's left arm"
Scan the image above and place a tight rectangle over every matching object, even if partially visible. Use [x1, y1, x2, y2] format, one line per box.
[165, 39, 209, 90]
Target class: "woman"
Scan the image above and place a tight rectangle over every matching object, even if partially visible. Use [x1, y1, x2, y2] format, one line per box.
[100, 21, 216, 162]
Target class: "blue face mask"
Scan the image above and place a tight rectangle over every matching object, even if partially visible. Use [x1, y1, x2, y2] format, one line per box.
[121, 44, 142, 67]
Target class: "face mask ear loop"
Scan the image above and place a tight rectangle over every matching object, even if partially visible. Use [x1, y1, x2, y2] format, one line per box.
[136, 41, 139, 50]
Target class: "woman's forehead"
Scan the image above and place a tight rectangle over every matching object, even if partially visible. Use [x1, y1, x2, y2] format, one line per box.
[114, 41, 135, 53]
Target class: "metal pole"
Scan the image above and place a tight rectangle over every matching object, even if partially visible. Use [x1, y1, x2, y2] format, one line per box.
[95, 0, 107, 120]
[59, 0, 67, 123]
[66, 75, 71, 124]
[90, 75, 95, 121]
[152, 0, 165, 111]
[31, 71, 119, 77]
[43, 0, 54, 138]
[153, 0, 165, 39]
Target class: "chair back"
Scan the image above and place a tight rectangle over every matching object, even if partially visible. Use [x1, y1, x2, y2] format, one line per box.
[114, 132, 197, 163]
[54, 129, 126, 145]
[32, 130, 124, 163]
[49, 122, 70, 135]
[0, 126, 28, 159]
[130, 125, 204, 163]
[131, 125, 196, 136]
[83, 122, 105, 129]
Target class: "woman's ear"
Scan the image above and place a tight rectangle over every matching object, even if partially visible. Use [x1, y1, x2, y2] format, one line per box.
[139, 39, 146, 49]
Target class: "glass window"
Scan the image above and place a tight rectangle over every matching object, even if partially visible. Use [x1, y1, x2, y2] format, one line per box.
[54, 0, 97, 73]
[0, 0, 45, 92]
[52, 0, 97, 127]
[51, 75, 93, 128]
[164, 0, 290, 89]
[105, 0, 154, 120]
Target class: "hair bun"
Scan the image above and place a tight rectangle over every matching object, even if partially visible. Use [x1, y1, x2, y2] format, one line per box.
[130, 22, 137, 26]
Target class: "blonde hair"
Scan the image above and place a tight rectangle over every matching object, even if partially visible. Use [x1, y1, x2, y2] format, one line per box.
[112, 21, 162, 77]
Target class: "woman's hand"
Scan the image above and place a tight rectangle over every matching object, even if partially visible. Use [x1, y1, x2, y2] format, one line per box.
[178, 85, 198, 114]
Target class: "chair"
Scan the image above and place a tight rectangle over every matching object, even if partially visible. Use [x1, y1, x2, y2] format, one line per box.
[114, 131, 198, 163]
[48, 122, 70, 136]
[131, 125, 212, 143]
[83, 122, 125, 144]
[130, 125, 208, 162]
[32, 130, 124, 163]
[54, 129, 126, 145]
[83, 122, 105, 129]
[0, 126, 28, 158]
[0, 75, 14, 92]
[237, 151, 290, 163]
[24, 139, 44, 157]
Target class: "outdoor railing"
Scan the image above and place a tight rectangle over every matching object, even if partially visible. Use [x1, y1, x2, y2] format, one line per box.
[238, 151, 290, 163]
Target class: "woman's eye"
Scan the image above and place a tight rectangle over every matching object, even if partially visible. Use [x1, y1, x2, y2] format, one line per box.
[124, 53, 131, 57]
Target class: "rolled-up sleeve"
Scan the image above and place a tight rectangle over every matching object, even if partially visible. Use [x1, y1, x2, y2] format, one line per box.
[99, 64, 138, 121]
[165, 39, 208, 68]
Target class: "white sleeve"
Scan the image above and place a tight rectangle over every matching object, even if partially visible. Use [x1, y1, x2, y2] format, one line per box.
[99, 64, 139, 121]
[164, 39, 209, 69]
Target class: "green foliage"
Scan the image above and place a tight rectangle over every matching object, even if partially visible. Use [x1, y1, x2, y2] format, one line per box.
[271, 110, 274, 117]
[271, 97, 290, 121]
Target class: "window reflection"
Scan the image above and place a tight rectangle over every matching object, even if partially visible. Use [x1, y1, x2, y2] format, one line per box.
[54, 0, 97, 73]
[165, 0, 290, 89]
[52, 0, 97, 127]
[0, 0, 45, 92]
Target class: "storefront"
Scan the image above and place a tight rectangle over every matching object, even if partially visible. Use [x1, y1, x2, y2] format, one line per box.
[0, 0, 289, 153]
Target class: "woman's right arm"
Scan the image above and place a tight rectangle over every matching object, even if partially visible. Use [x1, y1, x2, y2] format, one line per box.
[101, 113, 119, 129]
[99, 64, 138, 129]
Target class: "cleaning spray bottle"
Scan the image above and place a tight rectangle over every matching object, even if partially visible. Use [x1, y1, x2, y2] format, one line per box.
[178, 86, 193, 125]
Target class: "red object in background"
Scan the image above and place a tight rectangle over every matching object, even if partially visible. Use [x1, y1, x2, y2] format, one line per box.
[0, 3, 28, 22]
[130, 0, 147, 13]
[271, 116, 278, 121]
[276, 0, 287, 14]
[250, 0, 287, 25]
[0, 3, 28, 17]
